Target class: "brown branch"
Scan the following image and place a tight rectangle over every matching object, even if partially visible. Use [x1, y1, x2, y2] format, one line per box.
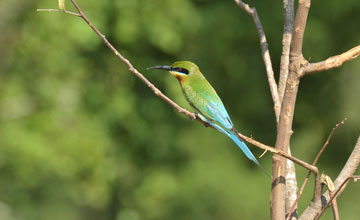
[272, 1, 311, 219]
[314, 118, 347, 164]
[238, 133, 318, 174]
[314, 175, 360, 220]
[290, 0, 311, 58]
[234, 0, 281, 122]
[300, 136, 360, 220]
[279, 0, 294, 104]
[278, 2, 297, 218]
[304, 45, 360, 75]
[286, 118, 347, 220]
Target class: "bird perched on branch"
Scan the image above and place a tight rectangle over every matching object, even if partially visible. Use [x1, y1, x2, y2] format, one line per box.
[148, 61, 268, 176]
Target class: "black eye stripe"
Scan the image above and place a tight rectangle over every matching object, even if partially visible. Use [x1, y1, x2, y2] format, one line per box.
[172, 67, 189, 75]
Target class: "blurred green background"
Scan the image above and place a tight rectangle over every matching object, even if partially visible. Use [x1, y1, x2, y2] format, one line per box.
[0, 0, 359, 219]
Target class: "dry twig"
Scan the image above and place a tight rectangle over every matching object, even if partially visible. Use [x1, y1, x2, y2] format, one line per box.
[234, 0, 281, 122]
[305, 45, 360, 75]
[237, 133, 318, 174]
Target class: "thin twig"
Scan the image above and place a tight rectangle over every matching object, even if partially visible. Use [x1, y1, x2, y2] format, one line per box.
[314, 175, 360, 220]
[37, 8, 81, 17]
[329, 190, 340, 220]
[314, 118, 347, 164]
[234, 0, 281, 122]
[286, 118, 347, 220]
[238, 133, 318, 174]
[259, 148, 268, 158]
[304, 45, 360, 75]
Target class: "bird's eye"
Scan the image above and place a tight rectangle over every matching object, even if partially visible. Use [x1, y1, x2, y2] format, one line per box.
[175, 67, 189, 75]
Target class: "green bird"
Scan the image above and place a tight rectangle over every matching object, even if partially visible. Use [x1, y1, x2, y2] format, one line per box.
[148, 61, 268, 176]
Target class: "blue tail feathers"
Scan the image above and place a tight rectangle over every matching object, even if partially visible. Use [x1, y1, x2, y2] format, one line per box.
[195, 113, 269, 177]
[227, 131, 270, 177]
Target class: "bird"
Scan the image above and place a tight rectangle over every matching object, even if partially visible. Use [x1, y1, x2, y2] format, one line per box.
[148, 61, 269, 176]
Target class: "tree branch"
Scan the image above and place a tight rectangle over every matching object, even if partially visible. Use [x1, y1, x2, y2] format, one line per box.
[237, 133, 318, 174]
[234, 0, 281, 122]
[272, 1, 311, 219]
[279, 0, 294, 104]
[286, 118, 347, 220]
[304, 45, 360, 75]
[300, 136, 360, 220]
[314, 175, 360, 220]
[290, 0, 311, 58]
[285, 149, 298, 220]
[278, 2, 297, 219]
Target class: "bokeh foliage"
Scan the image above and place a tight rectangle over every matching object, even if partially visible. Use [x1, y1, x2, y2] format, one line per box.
[0, 0, 359, 219]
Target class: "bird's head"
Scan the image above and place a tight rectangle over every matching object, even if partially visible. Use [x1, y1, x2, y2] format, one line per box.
[147, 61, 201, 83]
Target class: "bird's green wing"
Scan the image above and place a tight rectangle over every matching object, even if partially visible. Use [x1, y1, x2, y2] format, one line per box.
[183, 81, 234, 130]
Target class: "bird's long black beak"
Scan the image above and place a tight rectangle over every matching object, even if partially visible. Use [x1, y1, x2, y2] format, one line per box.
[147, 65, 172, 71]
